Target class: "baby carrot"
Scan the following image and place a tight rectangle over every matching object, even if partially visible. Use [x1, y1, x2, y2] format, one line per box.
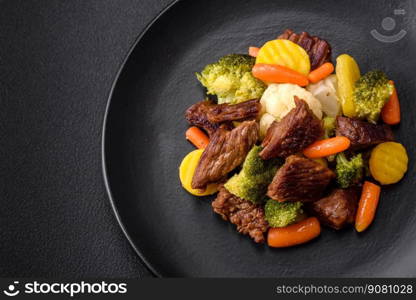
[303, 136, 351, 158]
[307, 62, 334, 83]
[381, 81, 400, 125]
[252, 63, 309, 87]
[249, 46, 260, 57]
[185, 127, 210, 149]
[268, 217, 321, 248]
[355, 181, 381, 232]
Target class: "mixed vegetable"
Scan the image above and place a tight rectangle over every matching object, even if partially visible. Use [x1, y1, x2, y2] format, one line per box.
[196, 54, 265, 104]
[179, 29, 409, 248]
[224, 145, 282, 204]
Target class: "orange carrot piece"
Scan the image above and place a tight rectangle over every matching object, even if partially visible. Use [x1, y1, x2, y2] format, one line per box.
[381, 81, 400, 125]
[355, 181, 381, 232]
[185, 127, 210, 149]
[249, 46, 260, 57]
[303, 136, 351, 158]
[252, 63, 309, 87]
[267, 217, 321, 248]
[307, 62, 334, 83]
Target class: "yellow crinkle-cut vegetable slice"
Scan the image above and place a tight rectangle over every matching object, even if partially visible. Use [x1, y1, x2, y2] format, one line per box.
[179, 149, 218, 196]
[370, 142, 408, 185]
[256, 39, 311, 76]
[336, 54, 361, 117]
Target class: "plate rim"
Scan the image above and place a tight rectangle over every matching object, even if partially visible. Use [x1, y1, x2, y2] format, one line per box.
[101, 0, 181, 278]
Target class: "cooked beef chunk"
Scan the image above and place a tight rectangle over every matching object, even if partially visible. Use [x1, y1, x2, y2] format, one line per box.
[185, 100, 222, 136]
[309, 188, 360, 230]
[260, 97, 323, 160]
[336, 116, 394, 150]
[206, 99, 261, 123]
[267, 155, 335, 202]
[212, 185, 268, 243]
[185, 100, 256, 136]
[278, 29, 332, 70]
[191, 120, 259, 189]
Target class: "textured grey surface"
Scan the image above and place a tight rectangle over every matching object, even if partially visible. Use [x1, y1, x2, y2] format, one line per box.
[0, 0, 171, 278]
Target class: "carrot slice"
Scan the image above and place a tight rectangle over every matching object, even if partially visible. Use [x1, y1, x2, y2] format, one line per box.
[268, 217, 321, 248]
[355, 181, 381, 232]
[307, 62, 334, 83]
[252, 63, 309, 86]
[185, 127, 210, 149]
[381, 81, 400, 125]
[248, 46, 260, 57]
[303, 136, 351, 158]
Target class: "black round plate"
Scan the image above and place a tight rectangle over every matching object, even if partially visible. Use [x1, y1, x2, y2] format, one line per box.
[103, 0, 416, 277]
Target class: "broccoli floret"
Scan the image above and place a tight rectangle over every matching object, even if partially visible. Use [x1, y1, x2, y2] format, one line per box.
[322, 116, 337, 161]
[225, 175, 263, 204]
[323, 116, 336, 139]
[196, 54, 266, 104]
[224, 145, 283, 204]
[335, 152, 364, 188]
[240, 144, 283, 178]
[353, 70, 393, 123]
[264, 199, 303, 228]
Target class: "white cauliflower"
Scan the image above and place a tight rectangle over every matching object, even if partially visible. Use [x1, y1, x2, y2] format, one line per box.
[259, 113, 276, 139]
[260, 83, 323, 122]
[307, 74, 340, 117]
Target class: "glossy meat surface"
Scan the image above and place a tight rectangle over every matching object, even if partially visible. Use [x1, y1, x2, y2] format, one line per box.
[212, 186, 268, 243]
[336, 116, 394, 150]
[260, 97, 323, 159]
[309, 188, 360, 230]
[191, 120, 259, 189]
[267, 155, 335, 202]
[278, 29, 332, 70]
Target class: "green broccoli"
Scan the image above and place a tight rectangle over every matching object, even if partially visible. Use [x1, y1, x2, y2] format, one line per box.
[335, 152, 364, 188]
[323, 116, 336, 139]
[353, 70, 393, 123]
[196, 54, 266, 104]
[224, 145, 283, 204]
[264, 199, 303, 228]
[322, 116, 337, 161]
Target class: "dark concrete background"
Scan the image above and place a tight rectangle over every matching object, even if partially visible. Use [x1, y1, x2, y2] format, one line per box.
[0, 0, 172, 278]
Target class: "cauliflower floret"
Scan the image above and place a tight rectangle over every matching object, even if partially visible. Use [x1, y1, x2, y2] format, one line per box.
[260, 83, 323, 121]
[259, 113, 276, 139]
[307, 74, 340, 117]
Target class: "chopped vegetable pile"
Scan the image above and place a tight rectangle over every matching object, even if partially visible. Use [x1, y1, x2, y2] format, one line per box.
[179, 28, 409, 249]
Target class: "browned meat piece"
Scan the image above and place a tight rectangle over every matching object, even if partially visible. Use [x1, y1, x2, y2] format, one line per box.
[336, 116, 394, 150]
[206, 99, 261, 123]
[185, 100, 222, 136]
[191, 120, 259, 189]
[309, 188, 360, 230]
[212, 185, 269, 243]
[259, 97, 323, 159]
[278, 29, 332, 70]
[267, 155, 335, 202]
